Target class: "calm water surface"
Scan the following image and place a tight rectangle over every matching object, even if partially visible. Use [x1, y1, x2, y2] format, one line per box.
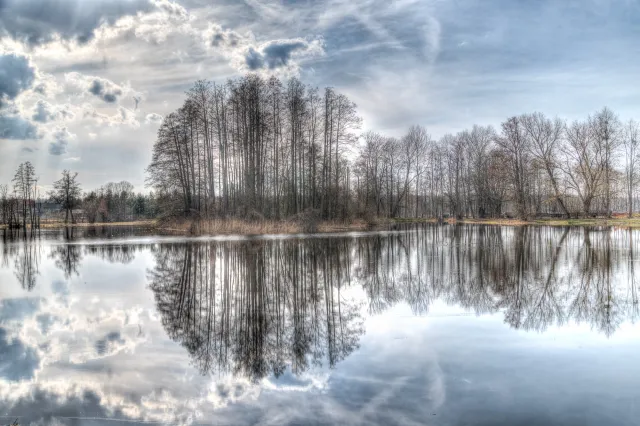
[1, 224, 639, 425]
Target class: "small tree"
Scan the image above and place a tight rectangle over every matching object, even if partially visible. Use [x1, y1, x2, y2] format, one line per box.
[50, 170, 82, 224]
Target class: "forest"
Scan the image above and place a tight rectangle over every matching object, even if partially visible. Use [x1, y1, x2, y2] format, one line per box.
[2, 74, 640, 229]
[146, 75, 640, 222]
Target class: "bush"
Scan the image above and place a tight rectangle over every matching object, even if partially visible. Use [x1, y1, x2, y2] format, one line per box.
[289, 209, 321, 233]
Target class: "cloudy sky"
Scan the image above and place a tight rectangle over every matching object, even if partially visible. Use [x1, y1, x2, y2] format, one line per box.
[1, 0, 639, 191]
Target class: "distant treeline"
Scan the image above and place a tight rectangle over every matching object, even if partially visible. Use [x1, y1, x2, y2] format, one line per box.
[147, 75, 640, 221]
[0, 164, 157, 228]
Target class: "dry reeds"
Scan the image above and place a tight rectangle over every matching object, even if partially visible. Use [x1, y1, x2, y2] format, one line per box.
[157, 218, 380, 236]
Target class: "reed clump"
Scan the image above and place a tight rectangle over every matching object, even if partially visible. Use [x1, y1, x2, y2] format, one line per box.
[157, 217, 380, 236]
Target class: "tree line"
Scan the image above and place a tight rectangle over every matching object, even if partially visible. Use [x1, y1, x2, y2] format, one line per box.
[0, 162, 158, 229]
[3, 75, 639, 228]
[147, 75, 640, 221]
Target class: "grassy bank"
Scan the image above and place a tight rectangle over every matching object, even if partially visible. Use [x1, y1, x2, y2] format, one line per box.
[445, 216, 640, 228]
[5, 216, 640, 235]
[157, 216, 640, 235]
[0, 220, 156, 231]
[1, 218, 374, 234]
[40, 220, 157, 229]
[158, 218, 378, 235]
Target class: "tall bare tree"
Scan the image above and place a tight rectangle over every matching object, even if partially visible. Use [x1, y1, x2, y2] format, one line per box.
[50, 170, 82, 224]
[562, 120, 603, 216]
[590, 107, 621, 217]
[522, 112, 570, 217]
[495, 117, 530, 219]
[12, 161, 37, 229]
[623, 119, 640, 218]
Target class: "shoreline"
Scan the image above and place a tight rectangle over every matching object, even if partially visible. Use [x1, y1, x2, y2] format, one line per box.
[0, 220, 157, 231]
[3, 217, 640, 234]
[448, 217, 640, 228]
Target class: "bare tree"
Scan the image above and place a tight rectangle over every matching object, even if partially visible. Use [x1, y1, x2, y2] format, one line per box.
[50, 170, 82, 224]
[443, 133, 465, 219]
[495, 117, 530, 219]
[623, 119, 640, 217]
[464, 125, 495, 218]
[12, 162, 37, 229]
[562, 120, 603, 216]
[590, 107, 621, 217]
[522, 112, 570, 217]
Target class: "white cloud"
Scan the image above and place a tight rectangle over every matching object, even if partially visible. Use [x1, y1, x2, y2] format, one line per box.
[0, 112, 39, 140]
[65, 72, 127, 104]
[145, 113, 163, 124]
[31, 100, 75, 123]
[48, 126, 76, 155]
[93, 0, 192, 45]
[0, 51, 36, 106]
[0, 0, 185, 47]
[241, 38, 325, 73]
[202, 23, 325, 75]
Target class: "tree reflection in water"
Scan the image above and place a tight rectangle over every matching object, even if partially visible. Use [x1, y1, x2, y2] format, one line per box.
[3, 224, 640, 380]
[146, 225, 640, 380]
[148, 239, 365, 381]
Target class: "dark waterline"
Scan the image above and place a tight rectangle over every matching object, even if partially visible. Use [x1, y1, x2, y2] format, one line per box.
[0, 224, 639, 425]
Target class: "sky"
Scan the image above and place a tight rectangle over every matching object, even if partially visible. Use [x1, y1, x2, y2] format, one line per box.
[1, 0, 639, 192]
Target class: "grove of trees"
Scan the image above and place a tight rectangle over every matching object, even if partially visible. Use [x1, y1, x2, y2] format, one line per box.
[0, 161, 41, 229]
[147, 76, 361, 221]
[147, 75, 640, 221]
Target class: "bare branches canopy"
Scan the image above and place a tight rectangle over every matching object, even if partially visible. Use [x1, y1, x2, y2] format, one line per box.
[146, 77, 639, 222]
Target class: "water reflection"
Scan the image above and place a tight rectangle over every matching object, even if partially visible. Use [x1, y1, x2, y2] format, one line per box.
[4, 225, 640, 342]
[138, 225, 639, 380]
[1, 224, 640, 425]
[149, 240, 365, 381]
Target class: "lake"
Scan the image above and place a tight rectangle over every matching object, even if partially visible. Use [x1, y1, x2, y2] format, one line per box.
[1, 224, 639, 425]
